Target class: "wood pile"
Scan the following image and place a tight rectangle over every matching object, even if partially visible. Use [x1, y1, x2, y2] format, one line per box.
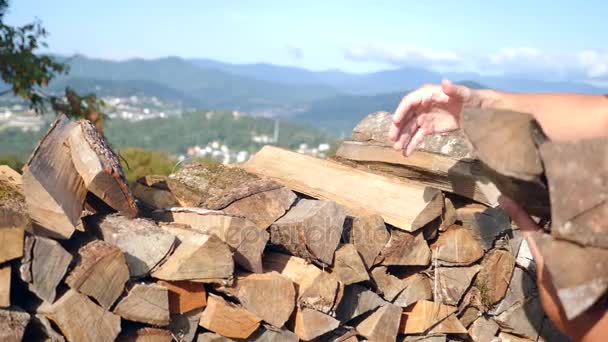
[1, 110, 597, 341]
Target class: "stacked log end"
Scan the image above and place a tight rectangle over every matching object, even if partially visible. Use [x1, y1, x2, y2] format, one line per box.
[1, 110, 599, 341]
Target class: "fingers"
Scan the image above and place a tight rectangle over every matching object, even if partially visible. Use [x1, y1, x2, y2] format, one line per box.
[393, 119, 418, 150]
[498, 195, 542, 238]
[441, 79, 470, 100]
[392, 91, 422, 127]
[405, 126, 427, 156]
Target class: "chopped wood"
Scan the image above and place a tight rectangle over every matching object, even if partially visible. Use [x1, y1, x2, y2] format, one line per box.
[118, 328, 173, 342]
[393, 274, 433, 308]
[475, 249, 515, 306]
[456, 205, 511, 250]
[248, 327, 299, 342]
[132, 178, 179, 209]
[498, 332, 535, 342]
[158, 280, 207, 314]
[370, 266, 408, 301]
[31, 313, 66, 342]
[0, 209, 24, 264]
[22, 115, 87, 239]
[222, 186, 297, 229]
[170, 308, 203, 342]
[114, 283, 170, 326]
[533, 233, 608, 319]
[65, 240, 129, 309]
[458, 306, 481, 328]
[218, 271, 295, 328]
[539, 138, 608, 248]
[69, 119, 137, 217]
[270, 199, 345, 265]
[356, 303, 401, 342]
[468, 316, 499, 342]
[196, 332, 233, 342]
[431, 225, 484, 266]
[489, 267, 537, 316]
[151, 229, 234, 283]
[0, 307, 30, 342]
[343, 213, 390, 269]
[262, 252, 322, 293]
[88, 214, 176, 277]
[298, 271, 342, 314]
[399, 300, 457, 334]
[335, 284, 387, 322]
[155, 207, 266, 273]
[331, 244, 369, 285]
[494, 297, 543, 341]
[435, 265, 481, 305]
[0, 165, 22, 193]
[199, 294, 261, 339]
[439, 197, 457, 231]
[292, 307, 340, 341]
[428, 313, 467, 334]
[19, 235, 72, 303]
[351, 111, 475, 159]
[0, 265, 9, 307]
[241, 145, 443, 231]
[336, 141, 493, 205]
[38, 289, 121, 342]
[377, 229, 431, 266]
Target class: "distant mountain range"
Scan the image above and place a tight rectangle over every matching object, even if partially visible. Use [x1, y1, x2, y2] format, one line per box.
[48, 55, 608, 134]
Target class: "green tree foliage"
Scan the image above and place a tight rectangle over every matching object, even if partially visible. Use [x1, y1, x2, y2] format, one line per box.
[118, 147, 175, 183]
[0, 153, 24, 172]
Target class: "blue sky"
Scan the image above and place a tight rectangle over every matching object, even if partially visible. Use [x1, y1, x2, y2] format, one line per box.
[5, 0, 608, 79]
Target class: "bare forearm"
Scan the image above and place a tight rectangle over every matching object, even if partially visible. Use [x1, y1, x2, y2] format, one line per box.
[472, 90, 608, 141]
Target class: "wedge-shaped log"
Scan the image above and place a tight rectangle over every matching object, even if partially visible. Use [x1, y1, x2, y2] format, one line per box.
[371, 266, 408, 301]
[0, 266, 9, 307]
[428, 313, 467, 334]
[38, 289, 121, 342]
[343, 214, 390, 269]
[132, 176, 179, 209]
[248, 327, 299, 342]
[114, 283, 170, 326]
[118, 328, 172, 342]
[435, 265, 481, 305]
[158, 280, 207, 314]
[152, 226, 233, 284]
[335, 284, 387, 322]
[456, 205, 511, 250]
[170, 307, 203, 342]
[393, 274, 433, 308]
[0, 208, 25, 264]
[377, 229, 431, 266]
[0, 165, 22, 192]
[431, 225, 484, 266]
[69, 119, 137, 217]
[20, 235, 72, 303]
[155, 207, 266, 273]
[22, 115, 87, 239]
[199, 294, 261, 339]
[356, 304, 402, 342]
[292, 307, 340, 341]
[196, 332, 233, 342]
[0, 308, 30, 342]
[331, 244, 369, 285]
[65, 240, 129, 309]
[88, 214, 176, 278]
[242, 145, 443, 231]
[468, 316, 499, 342]
[399, 300, 457, 334]
[217, 271, 295, 328]
[270, 199, 344, 265]
[223, 186, 297, 229]
[475, 249, 515, 306]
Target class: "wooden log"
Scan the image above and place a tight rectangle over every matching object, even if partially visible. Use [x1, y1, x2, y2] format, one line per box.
[158, 280, 207, 314]
[539, 138, 608, 248]
[241, 145, 443, 231]
[151, 227, 234, 284]
[336, 141, 494, 205]
[376, 229, 431, 266]
[114, 283, 170, 326]
[468, 316, 499, 342]
[331, 244, 369, 285]
[489, 267, 537, 316]
[88, 214, 177, 278]
[222, 186, 297, 229]
[399, 300, 457, 334]
[22, 115, 87, 239]
[430, 225, 484, 266]
[132, 176, 179, 209]
[0, 165, 22, 193]
[291, 307, 340, 341]
[154, 207, 266, 273]
[118, 328, 172, 342]
[456, 205, 511, 250]
[335, 284, 387, 322]
[393, 274, 433, 308]
[428, 313, 467, 334]
[199, 294, 261, 339]
[0, 209, 25, 264]
[270, 199, 345, 265]
[494, 296, 543, 341]
[31, 313, 66, 342]
[69, 119, 137, 217]
[342, 214, 390, 269]
[65, 240, 129, 309]
[217, 271, 295, 328]
[0, 265, 9, 307]
[435, 265, 481, 305]
[356, 304, 402, 342]
[440, 197, 457, 232]
[475, 249, 515, 306]
[38, 289, 121, 342]
[19, 235, 72, 303]
[370, 266, 407, 301]
[298, 271, 342, 314]
[461, 108, 550, 217]
[248, 327, 299, 342]
[170, 307, 203, 342]
[196, 332, 233, 342]
[0, 307, 30, 342]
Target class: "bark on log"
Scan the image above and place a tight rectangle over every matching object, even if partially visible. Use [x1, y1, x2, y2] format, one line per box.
[114, 283, 170, 326]
[199, 294, 261, 340]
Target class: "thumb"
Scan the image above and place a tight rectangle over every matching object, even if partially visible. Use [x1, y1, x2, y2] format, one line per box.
[498, 195, 542, 238]
[441, 79, 470, 100]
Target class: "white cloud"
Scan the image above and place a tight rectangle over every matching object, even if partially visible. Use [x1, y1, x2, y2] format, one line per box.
[344, 44, 461, 67]
[286, 46, 303, 60]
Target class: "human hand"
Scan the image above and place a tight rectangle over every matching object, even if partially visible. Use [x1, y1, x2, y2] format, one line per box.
[388, 80, 473, 156]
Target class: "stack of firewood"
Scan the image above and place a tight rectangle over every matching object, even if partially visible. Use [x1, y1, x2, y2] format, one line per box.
[2, 109, 598, 342]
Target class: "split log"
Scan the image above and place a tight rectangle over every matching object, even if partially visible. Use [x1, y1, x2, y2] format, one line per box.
[428, 313, 467, 334]
[539, 138, 608, 248]
[342, 214, 390, 269]
[170, 307, 203, 342]
[196, 332, 233, 342]
[65, 240, 129, 309]
[393, 274, 433, 308]
[158, 280, 207, 314]
[494, 296, 544, 341]
[151, 228, 234, 283]
[199, 294, 261, 339]
[242, 145, 443, 231]
[69, 119, 137, 217]
[377, 230, 431, 266]
[370, 266, 408, 301]
[155, 207, 266, 273]
[456, 205, 511, 250]
[114, 283, 170, 326]
[222, 186, 297, 229]
[439, 197, 457, 232]
[490, 267, 537, 316]
[475, 249, 515, 306]
[22, 115, 87, 239]
[217, 271, 295, 328]
[0, 208, 25, 264]
[88, 214, 176, 277]
[351, 111, 475, 159]
[399, 300, 457, 334]
[534, 233, 608, 319]
[132, 176, 179, 209]
[468, 316, 499, 342]
[335, 284, 387, 322]
[248, 327, 299, 342]
[331, 244, 369, 285]
[431, 225, 484, 266]
[498, 332, 535, 342]
[0, 307, 30, 342]
[458, 306, 481, 328]
[38, 289, 121, 342]
[19, 235, 72, 303]
[0, 265, 9, 307]
[118, 328, 172, 342]
[31, 313, 66, 342]
[461, 108, 550, 217]
[435, 265, 481, 305]
[292, 307, 340, 341]
[298, 271, 342, 314]
[270, 199, 345, 265]
[0, 165, 22, 194]
[336, 141, 494, 205]
[356, 304, 402, 342]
